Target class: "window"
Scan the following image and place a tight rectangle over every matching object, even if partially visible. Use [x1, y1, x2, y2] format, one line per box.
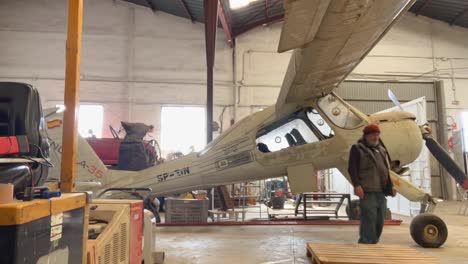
[56, 104, 104, 138]
[307, 109, 334, 138]
[161, 106, 206, 156]
[317, 94, 364, 129]
[256, 119, 319, 153]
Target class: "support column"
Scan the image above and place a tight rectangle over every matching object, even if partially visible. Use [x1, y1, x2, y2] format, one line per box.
[60, 0, 83, 192]
[204, 0, 219, 143]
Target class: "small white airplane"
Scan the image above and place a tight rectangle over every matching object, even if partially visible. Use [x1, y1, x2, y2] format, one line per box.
[44, 0, 468, 248]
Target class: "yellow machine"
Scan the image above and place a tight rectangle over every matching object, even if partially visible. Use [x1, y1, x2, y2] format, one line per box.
[0, 83, 163, 264]
[0, 193, 88, 263]
[0, 194, 164, 264]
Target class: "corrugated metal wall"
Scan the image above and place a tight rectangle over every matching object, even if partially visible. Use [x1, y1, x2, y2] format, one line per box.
[337, 81, 437, 121]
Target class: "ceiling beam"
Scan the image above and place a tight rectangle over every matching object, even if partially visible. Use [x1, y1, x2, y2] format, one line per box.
[204, 0, 219, 143]
[179, 0, 195, 23]
[247, 0, 281, 24]
[233, 14, 284, 38]
[145, 0, 157, 12]
[234, 0, 282, 37]
[265, 0, 269, 18]
[218, 0, 234, 48]
[414, 0, 431, 16]
[450, 7, 468, 25]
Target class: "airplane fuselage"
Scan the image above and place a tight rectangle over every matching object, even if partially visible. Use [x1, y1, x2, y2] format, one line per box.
[100, 93, 423, 197]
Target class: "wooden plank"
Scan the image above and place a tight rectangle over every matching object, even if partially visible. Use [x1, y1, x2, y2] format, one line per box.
[61, 0, 83, 193]
[315, 253, 435, 258]
[311, 249, 431, 254]
[307, 243, 439, 264]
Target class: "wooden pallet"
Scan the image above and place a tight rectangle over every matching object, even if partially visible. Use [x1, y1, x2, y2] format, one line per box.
[306, 243, 439, 264]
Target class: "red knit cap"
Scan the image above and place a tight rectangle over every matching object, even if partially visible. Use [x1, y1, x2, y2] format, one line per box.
[363, 124, 380, 135]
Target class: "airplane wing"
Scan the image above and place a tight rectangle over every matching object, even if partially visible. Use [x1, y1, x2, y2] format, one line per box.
[276, 0, 416, 116]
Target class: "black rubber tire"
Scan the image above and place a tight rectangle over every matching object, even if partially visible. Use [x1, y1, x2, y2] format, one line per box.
[410, 213, 448, 248]
[346, 199, 361, 220]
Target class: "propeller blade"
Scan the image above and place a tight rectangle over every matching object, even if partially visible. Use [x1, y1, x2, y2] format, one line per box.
[424, 135, 468, 190]
[387, 89, 404, 111]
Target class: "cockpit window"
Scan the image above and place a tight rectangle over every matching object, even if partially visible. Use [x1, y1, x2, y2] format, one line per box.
[317, 94, 364, 129]
[256, 119, 319, 153]
[307, 109, 334, 138]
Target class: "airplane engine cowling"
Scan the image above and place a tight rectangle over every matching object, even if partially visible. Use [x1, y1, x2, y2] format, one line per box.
[377, 119, 423, 167]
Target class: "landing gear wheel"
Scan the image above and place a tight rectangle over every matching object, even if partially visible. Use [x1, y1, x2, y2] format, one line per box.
[410, 213, 448, 248]
[346, 199, 360, 220]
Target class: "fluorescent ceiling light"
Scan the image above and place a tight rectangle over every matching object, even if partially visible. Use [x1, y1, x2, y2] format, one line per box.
[230, 0, 255, 9]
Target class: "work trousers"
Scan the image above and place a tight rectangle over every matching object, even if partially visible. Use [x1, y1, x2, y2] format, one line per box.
[358, 192, 387, 244]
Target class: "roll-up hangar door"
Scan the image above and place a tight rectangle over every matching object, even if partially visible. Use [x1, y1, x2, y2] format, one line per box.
[336, 80, 446, 198]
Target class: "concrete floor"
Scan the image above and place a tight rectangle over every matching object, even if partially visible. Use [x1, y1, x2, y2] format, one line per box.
[155, 201, 468, 264]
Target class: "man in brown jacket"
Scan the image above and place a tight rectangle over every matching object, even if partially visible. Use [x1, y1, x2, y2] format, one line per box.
[348, 124, 396, 244]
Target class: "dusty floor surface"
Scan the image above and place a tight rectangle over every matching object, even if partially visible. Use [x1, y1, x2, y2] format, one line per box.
[155, 201, 468, 264]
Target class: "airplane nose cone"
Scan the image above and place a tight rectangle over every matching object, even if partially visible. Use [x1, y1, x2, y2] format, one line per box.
[378, 119, 423, 166]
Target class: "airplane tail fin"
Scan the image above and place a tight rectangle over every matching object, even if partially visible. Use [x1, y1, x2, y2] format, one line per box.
[44, 108, 109, 191]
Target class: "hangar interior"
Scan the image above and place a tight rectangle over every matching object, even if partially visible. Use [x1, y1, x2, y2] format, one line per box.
[1, 0, 468, 263]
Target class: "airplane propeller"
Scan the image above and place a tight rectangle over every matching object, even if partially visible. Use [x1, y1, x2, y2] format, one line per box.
[387, 89, 468, 190]
[387, 89, 404, 111]
[384, 90, 464, 248]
